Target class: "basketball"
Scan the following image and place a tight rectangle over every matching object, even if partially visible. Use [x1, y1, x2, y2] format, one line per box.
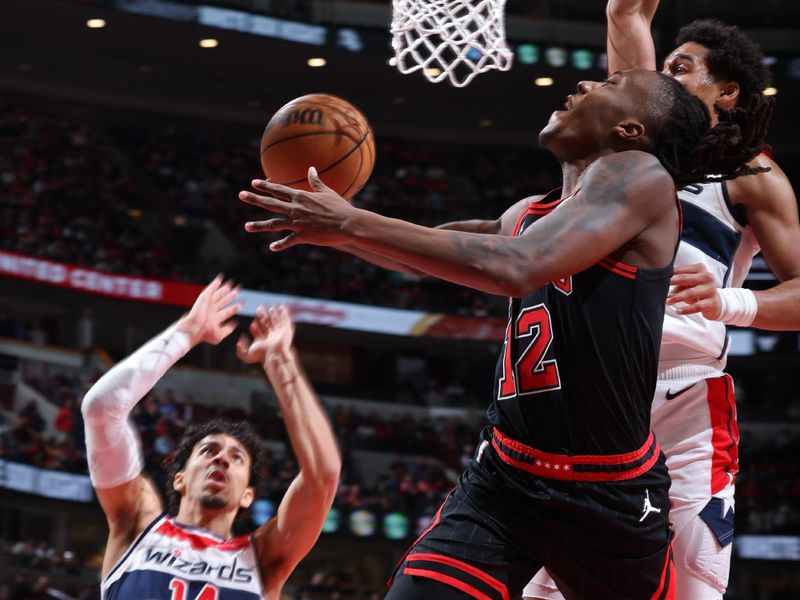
[260, 93, 376, 199]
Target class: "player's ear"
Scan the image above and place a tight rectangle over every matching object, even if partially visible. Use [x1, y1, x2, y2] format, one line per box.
[716, 80, 740, 110]
[173, 471, 186, 494]
[240, 486, 255, 510]
[612, 120, 646, 143]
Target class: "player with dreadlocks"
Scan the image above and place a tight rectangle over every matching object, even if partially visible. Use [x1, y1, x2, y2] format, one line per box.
[524, 6, 800, 600]
[82, 277, 341, 600]
[238, 67, 767, 598]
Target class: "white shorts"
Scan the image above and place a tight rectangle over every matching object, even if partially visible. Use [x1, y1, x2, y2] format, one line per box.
[524, 375, 738, 600]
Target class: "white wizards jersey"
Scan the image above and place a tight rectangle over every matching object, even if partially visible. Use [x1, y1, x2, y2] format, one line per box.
[653, 180, 758, 511]
[659, 180, 759, 380]
[102, 514, 266, 600]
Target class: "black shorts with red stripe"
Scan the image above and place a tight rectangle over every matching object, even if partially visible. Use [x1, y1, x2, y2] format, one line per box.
[386, 427, 675, 600]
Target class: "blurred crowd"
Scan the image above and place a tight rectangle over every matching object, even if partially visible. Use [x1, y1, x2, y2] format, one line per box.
[736, 435, 800, 535]
[1, 102, 564, 316]
[2, 368, 473, 518]
[0, 105, 199, 282]
[0, 538, 94, 600]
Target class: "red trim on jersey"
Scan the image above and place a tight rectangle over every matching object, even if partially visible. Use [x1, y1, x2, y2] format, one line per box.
[598, 257, 638, 280]
[512, 189, 579, 235]
[387, 490, 453, 587]
[650, 545, 676, 600]
[403, 568, 493, 600]
[406, 553, 509, 600]
[707, 375, 740, 494]
[491, 429, 660, 482]
[511, 205, 529, 236]
[494, 428, 654, 465]
[155, 521, 250, 551]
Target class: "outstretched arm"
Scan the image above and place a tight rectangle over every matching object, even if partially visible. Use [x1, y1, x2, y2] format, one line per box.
[238, 307, 341, 595]
[606, 0, 660, 73]
[239, 155, 674, 298]
[339, 196, 533, 276]
[81, 276, 241, 575]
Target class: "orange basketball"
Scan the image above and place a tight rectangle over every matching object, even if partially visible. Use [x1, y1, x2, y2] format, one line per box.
[260, 94, 376, 200]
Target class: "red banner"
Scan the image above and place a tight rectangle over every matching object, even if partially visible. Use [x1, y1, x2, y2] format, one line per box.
[0, 250, 202, 307]
[0, 251, 506, 340]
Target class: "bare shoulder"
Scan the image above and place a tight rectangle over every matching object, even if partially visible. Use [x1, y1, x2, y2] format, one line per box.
[727, 152, 796, 211]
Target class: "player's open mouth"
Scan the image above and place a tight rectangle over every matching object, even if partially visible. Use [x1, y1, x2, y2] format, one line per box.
[207, 469, 227, 485]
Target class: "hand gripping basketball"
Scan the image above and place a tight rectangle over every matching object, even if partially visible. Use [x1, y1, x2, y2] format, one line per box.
[239, 166, 359, 251]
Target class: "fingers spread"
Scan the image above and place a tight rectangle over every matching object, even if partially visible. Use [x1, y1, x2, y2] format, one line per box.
[239, 190, 291, 213]
[219, 303, 243, 322]
[218, 286, 241, 308]
[245, 218, 294, 233]
[219, 321, 238, 340]
[251, 179, 296, 200]
[269, 233, 301, 252]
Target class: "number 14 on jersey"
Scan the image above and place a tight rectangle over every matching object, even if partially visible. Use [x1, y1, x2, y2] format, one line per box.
[170, 578, 219, 600]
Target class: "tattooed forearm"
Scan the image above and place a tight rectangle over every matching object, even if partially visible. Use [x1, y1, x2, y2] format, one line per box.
[339, 150, 672, 297]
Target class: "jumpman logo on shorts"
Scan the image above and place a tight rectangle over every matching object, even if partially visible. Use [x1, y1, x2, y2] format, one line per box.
[639, 489, 661, 522]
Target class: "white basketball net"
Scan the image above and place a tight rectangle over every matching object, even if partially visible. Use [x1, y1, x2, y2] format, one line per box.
[390, 0, 513, 88]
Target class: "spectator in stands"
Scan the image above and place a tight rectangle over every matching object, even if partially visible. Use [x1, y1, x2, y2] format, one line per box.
[53, 397, 75, 443]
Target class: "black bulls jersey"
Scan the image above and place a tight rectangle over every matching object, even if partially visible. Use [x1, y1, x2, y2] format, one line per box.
[488, 189, 676, 455]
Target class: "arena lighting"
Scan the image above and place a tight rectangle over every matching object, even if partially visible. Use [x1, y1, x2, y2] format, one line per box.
[86, 18, 106, 29]
[572, 49, 594, 70]
[307, 57, 327, 67]
[199, 38, 219, 48]
[478, 119, 493, 127]
[516, 44, 540, 65]
[423, 67, 442, 78]
[764, 87, 778, 96]
[535, 77, 554, 87]
[545, 47, 568, 68]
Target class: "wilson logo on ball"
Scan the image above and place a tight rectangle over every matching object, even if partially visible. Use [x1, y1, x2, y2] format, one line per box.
[281, 109, 324, 128]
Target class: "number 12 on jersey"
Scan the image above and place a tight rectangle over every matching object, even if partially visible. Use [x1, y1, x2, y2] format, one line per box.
[497, 304, 561, 398]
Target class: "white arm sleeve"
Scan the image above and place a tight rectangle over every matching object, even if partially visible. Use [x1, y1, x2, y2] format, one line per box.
[81, 324, 192, 489]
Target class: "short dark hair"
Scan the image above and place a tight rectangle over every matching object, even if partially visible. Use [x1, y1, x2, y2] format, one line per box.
[676, 20, 771, 105]
[163, 419, 265, 524]
[649, 72, 772, 186]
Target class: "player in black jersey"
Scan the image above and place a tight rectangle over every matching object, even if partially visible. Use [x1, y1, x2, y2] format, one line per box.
[239, 69, 767, 599]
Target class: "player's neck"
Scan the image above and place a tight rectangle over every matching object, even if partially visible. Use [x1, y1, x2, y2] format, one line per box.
[561, 162, 586, 195]
[175, 502, 236, 540]
[561, 152, 614, 193]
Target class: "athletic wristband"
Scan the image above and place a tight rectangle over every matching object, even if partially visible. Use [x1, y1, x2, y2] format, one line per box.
[717, 287, 758, 327]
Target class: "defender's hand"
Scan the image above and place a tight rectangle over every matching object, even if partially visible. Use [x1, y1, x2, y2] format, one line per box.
[177, 275, 242, 346]
[239, 167, 359, 251]
[667, 263, 723, 320]
[236, 305, 296, 365]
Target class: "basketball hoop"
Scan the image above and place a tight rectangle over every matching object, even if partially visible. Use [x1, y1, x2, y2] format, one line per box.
[389, 0, 513, 88]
